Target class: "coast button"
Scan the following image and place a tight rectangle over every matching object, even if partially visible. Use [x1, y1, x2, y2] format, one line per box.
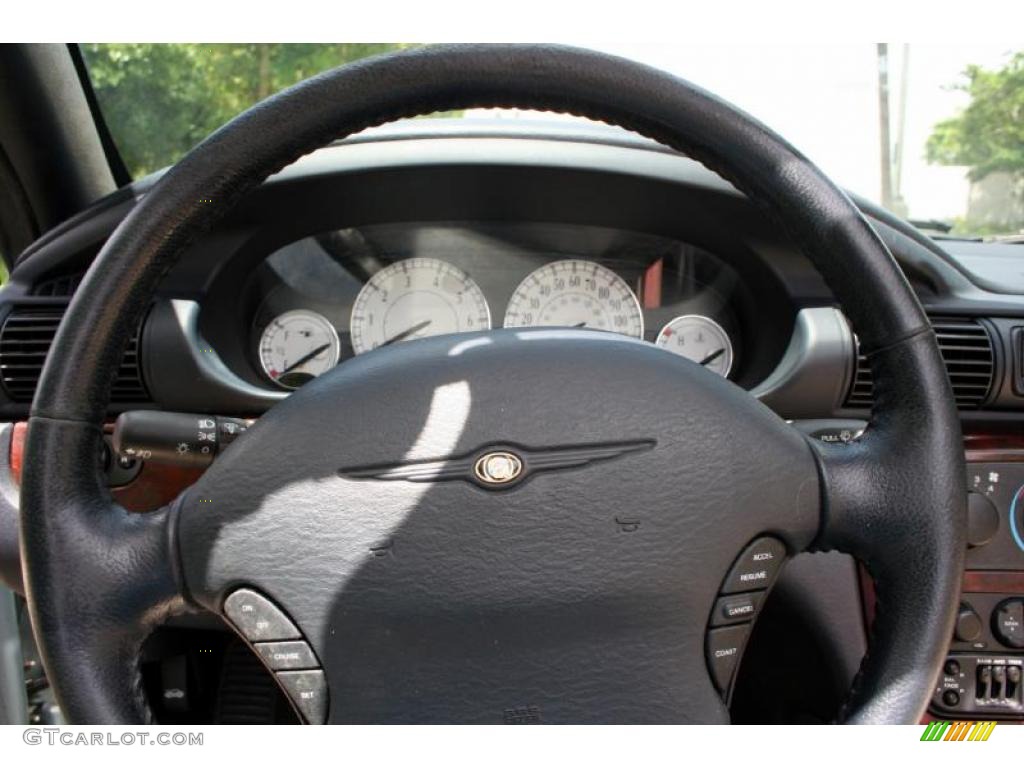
[706, 624, 751, 692]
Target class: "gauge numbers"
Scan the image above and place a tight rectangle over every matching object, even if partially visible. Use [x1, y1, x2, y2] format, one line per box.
[655, 314, 734, 377]
[350, 257, 491, 355]
[259, 310, 340, 389]
[503, 259, 644, 339]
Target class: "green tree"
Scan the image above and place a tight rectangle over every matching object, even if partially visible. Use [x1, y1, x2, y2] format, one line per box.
[81, 44, 411, 178]
[926, 52, 1024, 181]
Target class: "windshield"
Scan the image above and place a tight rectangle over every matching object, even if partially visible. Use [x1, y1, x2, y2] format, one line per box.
[81, 43, 1024, 239]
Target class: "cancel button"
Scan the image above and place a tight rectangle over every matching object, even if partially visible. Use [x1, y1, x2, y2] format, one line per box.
[710, 592, 763, 627]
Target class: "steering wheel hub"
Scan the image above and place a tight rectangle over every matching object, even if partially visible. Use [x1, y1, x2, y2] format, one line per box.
[177, 328, 819, 722]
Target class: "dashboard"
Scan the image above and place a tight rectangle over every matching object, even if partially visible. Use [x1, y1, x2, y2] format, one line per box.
[10, 120, 1022, 424]
[3, 119, 1024, 724]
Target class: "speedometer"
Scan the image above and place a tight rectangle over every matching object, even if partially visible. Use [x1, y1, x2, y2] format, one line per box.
[350, 257, 491, 354]
[502, 259, 644, 339]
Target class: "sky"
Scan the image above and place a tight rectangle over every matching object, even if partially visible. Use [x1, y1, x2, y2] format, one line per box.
[474, 44, 1015, 223]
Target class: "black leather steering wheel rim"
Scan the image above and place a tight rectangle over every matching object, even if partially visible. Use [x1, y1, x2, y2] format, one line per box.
[20, 44, 965, 724]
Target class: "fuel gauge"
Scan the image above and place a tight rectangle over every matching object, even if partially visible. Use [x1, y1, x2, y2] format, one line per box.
[655, 315, 734, 377]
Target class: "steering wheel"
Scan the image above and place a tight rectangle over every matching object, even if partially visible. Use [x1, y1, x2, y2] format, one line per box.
[20, 44, 965, 724]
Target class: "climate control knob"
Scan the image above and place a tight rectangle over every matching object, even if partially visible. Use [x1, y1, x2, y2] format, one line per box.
[954, 604, 983, 643]
[967, 492, 1000, 548]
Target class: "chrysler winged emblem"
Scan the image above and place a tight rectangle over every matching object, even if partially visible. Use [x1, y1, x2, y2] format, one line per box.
[339, 440, 654, 490]
[473, 451, 524, 485]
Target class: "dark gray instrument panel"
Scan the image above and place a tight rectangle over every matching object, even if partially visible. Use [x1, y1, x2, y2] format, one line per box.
[217, 221, 772, 393]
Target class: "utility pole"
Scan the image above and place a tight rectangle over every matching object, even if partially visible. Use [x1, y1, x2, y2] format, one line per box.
[877, 43, 894, 211]
[890, 44, 910, 216]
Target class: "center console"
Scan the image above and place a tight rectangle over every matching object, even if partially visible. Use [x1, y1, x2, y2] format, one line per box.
[928, 454, 1024, 719]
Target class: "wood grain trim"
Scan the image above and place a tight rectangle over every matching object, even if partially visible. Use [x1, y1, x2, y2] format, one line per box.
[111, 463, 204, 512]
[9, 423, 1024, 528]
[861, 569, 1024, 630]
[9, 421, 26, 485]
[8, 420, 202, 512]
[965, 433, 1024, 463]
[961, 570, 1024, 594]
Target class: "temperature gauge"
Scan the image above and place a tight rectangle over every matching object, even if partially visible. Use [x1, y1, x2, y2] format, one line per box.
[259, 309, 340, 389]
[655, 315, 734, 377]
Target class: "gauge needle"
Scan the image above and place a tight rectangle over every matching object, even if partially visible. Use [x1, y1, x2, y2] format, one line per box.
[381, 319, 432, 347]
[279, 343, 331, 376]
[698, 348, 725, 366]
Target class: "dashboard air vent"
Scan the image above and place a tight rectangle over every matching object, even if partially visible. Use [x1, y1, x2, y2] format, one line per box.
[0, 307, 148, 403]
[845, 317, 995, 410]
[32, 272, 84, 297]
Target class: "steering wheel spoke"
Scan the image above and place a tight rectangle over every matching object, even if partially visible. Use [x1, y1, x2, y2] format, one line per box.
[166, 328, 823, 724]
[21, 417, 185, 723]
[810, 331, 967, 722]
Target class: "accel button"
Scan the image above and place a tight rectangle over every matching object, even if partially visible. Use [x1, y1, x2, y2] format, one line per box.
[721, 537, 786, 594]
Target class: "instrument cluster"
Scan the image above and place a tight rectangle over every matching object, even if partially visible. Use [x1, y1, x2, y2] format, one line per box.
[244, 222, 751, 390]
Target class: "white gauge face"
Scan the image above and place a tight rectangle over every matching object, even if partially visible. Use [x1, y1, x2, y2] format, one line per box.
[655, 314, 734, 377]
[349, 257, 491, 354]
[503, 259, 644, 339]
[259, 309, 340, 389]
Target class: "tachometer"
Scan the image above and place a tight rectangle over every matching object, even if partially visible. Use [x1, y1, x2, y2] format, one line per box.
[350, 257, 491, 354]
[259, 309, 340, 389]
[502, 259, 643, 338]
[655, 314, 734, 377]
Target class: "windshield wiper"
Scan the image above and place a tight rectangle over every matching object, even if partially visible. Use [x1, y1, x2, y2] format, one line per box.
[909, 218, 986, 242]
[908, 218, 952, 233]
[992, 234, 1024, 245]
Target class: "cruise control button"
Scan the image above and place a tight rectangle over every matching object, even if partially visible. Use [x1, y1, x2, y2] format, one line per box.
[254, 640, 319, 670]
[276, 670, 328, 724]
[705, 624, 750, 693]
[710, 592, 763, 627]
[721, 537, 786, 594]
[223, 589, 300, 642]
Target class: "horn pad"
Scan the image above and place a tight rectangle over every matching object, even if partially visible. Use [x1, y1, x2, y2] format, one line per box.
[176, 328, 820, 723]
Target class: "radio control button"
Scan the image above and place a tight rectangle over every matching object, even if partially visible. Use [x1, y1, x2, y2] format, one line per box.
[977, 664, 991, 700]
[954, 604, 983, 643]
[992, 598, 1024, 649]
